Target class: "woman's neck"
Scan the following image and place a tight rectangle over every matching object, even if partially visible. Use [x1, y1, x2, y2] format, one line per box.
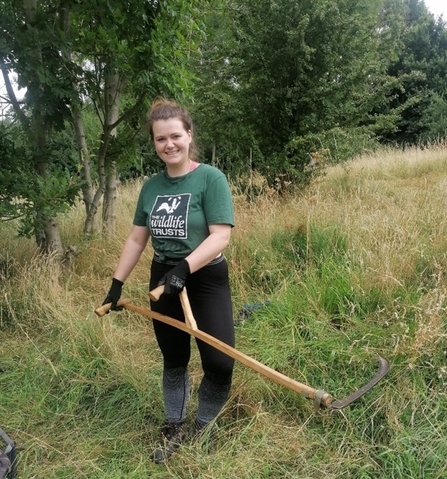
[167, 159, 191, 178]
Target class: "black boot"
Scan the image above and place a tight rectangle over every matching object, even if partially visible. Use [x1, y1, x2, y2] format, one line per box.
[151, 421, 186, 464]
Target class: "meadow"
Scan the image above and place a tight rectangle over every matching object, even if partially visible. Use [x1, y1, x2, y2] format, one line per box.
[1, 144, 447, 478]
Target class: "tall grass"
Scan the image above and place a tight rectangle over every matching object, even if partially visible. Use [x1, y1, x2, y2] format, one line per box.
[1, 143, 447, 478]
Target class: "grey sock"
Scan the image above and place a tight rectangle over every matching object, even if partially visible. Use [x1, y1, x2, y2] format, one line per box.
[196, 376, 231, 426]
[163, 366, 190, 423]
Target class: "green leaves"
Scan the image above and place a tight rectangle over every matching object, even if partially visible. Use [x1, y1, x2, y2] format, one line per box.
[192, 0, 447, 186]
[1, 0, 203, 248]
[0, 122, 82, 238]
[384, 0, 447, 144]
[192, 0, 396, 184]
[0, 125, 34, 221]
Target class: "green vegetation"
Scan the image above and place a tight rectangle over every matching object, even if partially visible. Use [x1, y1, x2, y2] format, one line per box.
[1, 145, 447, 478]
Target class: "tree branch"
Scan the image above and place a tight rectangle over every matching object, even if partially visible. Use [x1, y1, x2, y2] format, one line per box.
[109, 92, 147, 131]
[0, 59, 29, 127]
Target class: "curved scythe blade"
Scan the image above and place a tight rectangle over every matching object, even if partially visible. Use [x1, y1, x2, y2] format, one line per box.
[328, 355, 390, 410]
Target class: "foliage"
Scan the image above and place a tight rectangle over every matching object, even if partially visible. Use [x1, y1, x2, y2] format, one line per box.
[191, 0, 411, 187]
[189, 0, 258, 174]
[384, 0, 447, 144]
[0, 124, 33, 221]
[418, 91, 447, 141]
[0, 122, 81, 236]
[0, 0, 202, 248]
[191, 0, 447, 186]
[0, 1, 84, 252]
[2, 0, 447, 251]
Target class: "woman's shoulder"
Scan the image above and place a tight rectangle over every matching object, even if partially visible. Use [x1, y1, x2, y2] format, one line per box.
[141, 171, 164, 186]
[195, 163, 226, 179]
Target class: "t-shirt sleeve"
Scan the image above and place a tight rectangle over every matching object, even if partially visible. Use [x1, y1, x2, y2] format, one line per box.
[203, 171, 235, 227]
[133, 185, 148, 227]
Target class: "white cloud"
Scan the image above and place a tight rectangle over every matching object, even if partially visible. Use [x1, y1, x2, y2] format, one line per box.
[424, 0, 447, 18]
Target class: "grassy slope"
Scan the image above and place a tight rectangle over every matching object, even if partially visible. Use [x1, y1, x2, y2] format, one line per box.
[1, 145, 447, 478]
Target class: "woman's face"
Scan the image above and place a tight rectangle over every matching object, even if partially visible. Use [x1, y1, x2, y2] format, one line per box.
[152, 118, 192, 170]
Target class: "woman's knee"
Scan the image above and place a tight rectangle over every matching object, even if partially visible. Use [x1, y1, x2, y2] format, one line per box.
[203, 364, 234, 386]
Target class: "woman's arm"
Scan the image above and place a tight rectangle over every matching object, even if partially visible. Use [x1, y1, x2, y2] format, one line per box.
[185, 224, 232, 273]
[113, 225, 150, 282]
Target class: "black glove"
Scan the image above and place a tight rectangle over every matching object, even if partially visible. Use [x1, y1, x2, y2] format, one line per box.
[158, 259, 190, 296]
[102, 278, 124, 312]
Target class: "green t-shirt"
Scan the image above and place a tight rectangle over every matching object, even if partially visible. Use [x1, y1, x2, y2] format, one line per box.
[133, 164, 234, 259]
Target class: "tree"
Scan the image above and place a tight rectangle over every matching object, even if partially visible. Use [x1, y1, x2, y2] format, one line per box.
[193, 0, 405, 187]
[383, 0, 447, 144]
[1, 0, 81, 255]
[69, 0, 199, 235]
[0, 0, 200, 254]
[189, 0, 257, 176]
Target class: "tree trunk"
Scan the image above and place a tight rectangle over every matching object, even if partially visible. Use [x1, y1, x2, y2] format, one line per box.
[102, 72, 122, 235]
[24, 0, 64, 258]
[84, 121, 108, 236]
[211, 143, 216, 167]
[58, 5, 100, 238]
[73, 105, 98, 233]
[40, 215, 64, 257]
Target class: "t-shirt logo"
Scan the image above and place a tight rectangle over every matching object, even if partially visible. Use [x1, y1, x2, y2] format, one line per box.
[150, 194, 191, 238]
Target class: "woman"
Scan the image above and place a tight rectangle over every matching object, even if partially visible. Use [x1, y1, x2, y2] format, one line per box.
[102, 98, 235, 464]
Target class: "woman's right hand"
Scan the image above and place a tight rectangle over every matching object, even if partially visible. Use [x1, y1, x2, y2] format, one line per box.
[102, 278, 124, 311]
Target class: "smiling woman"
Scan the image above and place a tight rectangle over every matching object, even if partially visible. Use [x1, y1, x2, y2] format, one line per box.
[101, 97, 237, 465]
[152, 118, 193, 177]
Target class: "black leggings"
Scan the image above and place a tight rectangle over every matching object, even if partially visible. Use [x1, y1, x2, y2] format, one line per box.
[149, 256, 235, 385]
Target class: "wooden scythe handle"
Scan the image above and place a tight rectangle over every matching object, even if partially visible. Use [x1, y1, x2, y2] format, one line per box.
[95, 292, 333, 407]
[149, 285, 198, 330]
[95, 298, 132, 317]
[148, 284, 164, 301]
[149, 284, 165, 301]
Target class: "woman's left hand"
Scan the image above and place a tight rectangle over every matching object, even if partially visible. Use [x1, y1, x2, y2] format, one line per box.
[158, 259, 190, 296]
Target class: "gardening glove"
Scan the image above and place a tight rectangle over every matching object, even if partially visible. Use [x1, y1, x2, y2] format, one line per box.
[158, 259, 190, 296]
[102, 278, 124, 312]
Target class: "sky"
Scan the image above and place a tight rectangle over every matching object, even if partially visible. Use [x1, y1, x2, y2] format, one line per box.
[424, 0, 447, 18]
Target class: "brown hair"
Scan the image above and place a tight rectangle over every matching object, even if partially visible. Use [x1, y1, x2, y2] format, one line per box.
[146, 97, 198, 161]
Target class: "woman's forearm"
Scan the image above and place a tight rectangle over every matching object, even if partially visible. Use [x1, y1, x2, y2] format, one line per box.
[113, 226, 149, 282]
[185, 225, 231, 273]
